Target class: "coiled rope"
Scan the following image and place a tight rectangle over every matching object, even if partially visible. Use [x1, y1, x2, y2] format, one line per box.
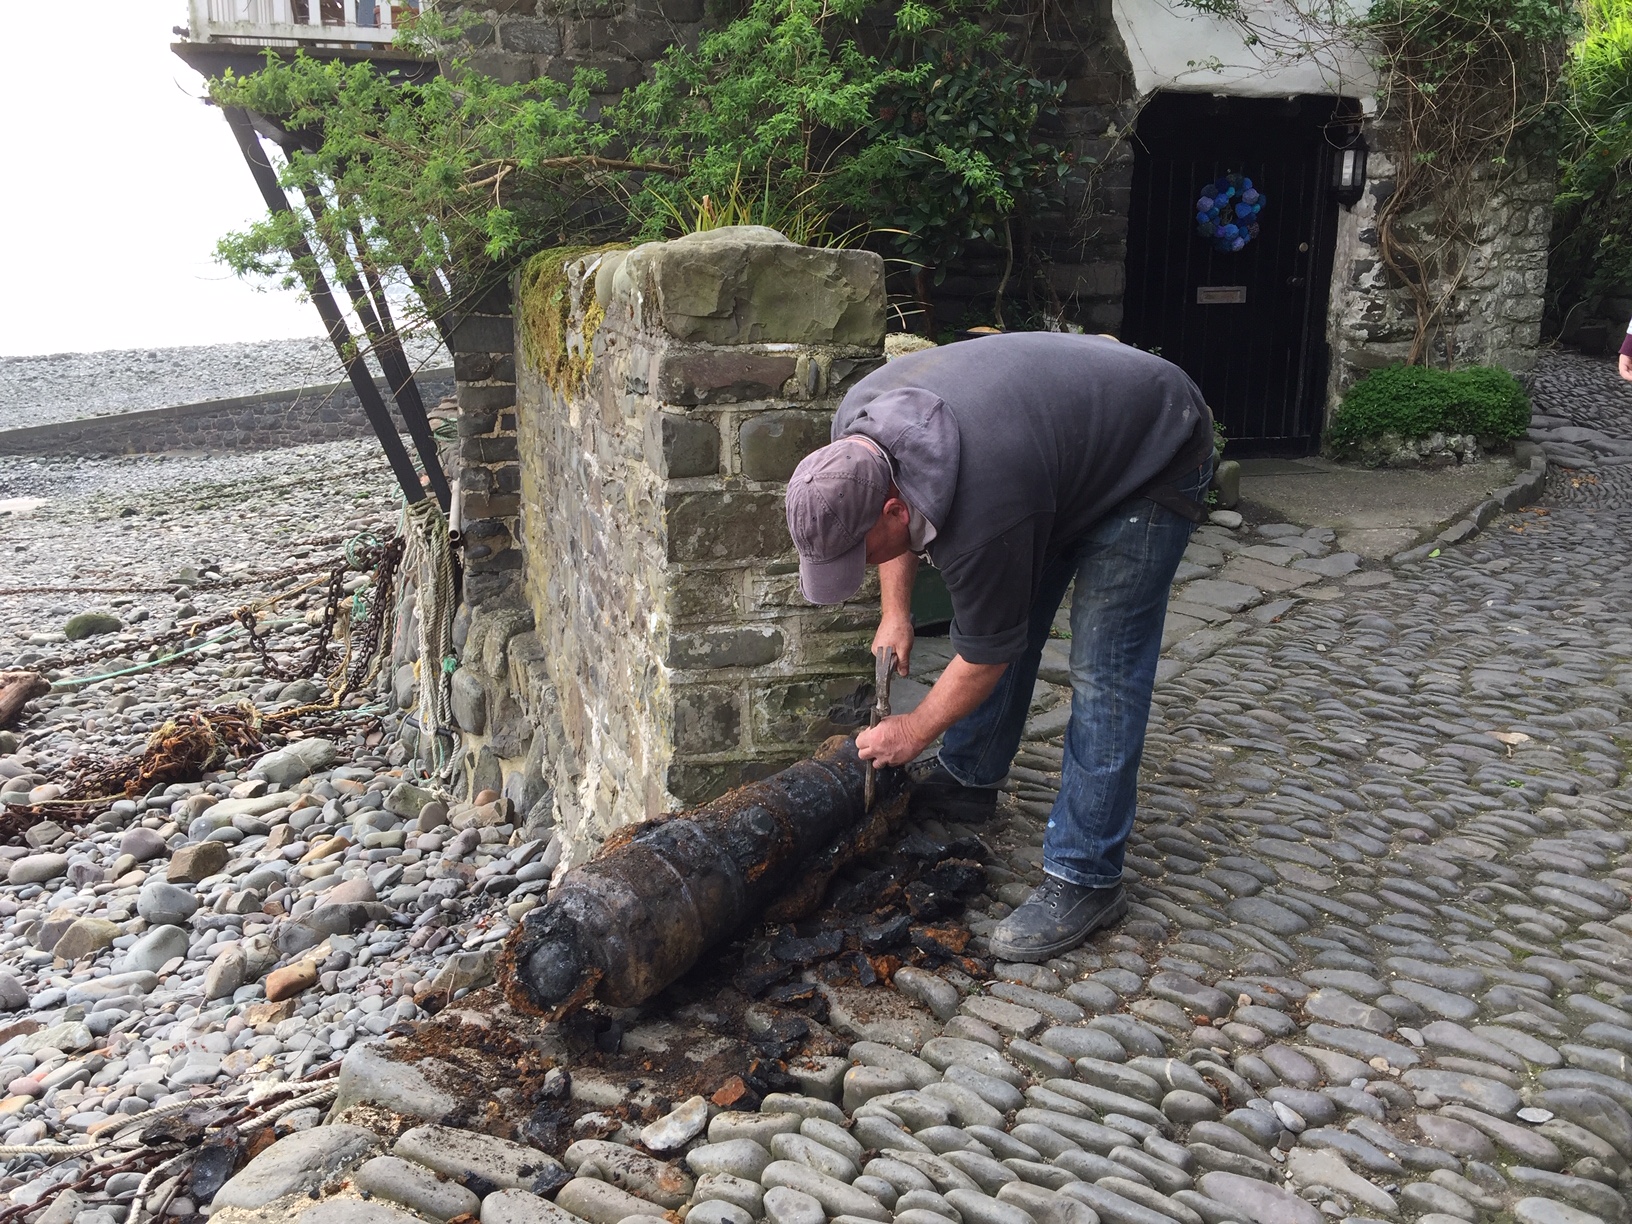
[403, 498, 457, 777]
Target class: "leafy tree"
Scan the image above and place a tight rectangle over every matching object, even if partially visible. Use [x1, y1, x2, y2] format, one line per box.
[211, 15, 639, 330]
[615, 0, 886, 243]
[1550, 0, 1632, 332]
[845, 9, 1077, 328]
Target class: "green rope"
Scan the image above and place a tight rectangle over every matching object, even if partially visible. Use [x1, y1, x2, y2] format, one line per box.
[344, 532, 381, 569]
[49, 627, 246, 691]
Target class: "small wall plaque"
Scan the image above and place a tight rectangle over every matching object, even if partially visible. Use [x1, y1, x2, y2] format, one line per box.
[1196, 286, 1248, 304]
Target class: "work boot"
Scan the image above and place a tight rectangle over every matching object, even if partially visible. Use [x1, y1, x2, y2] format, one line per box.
[906, 757, 998, 822]
[989, 876, 1127, 962]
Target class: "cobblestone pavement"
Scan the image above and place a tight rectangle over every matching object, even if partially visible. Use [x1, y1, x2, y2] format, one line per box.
[1529, 351, 1632, 510]
[1, 360, 1630, 1224]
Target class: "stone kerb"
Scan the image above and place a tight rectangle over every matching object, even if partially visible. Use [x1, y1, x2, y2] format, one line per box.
[511, 227, 886, 862]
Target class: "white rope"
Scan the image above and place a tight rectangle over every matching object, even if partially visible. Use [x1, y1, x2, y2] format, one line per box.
[256, 1084, 338, 1125]
[403, 498, 457, 778]
[0, 1140, 101, 1158]
[85, 1094, 224, 1140]
[127, 1149, 191, 1224]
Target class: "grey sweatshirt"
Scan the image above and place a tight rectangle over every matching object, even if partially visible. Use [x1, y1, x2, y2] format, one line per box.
[832, 332, 1213, 664]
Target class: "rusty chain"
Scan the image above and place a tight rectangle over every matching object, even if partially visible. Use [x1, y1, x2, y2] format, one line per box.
[0, 552, 369, 599]
[236, 561, 350, 683]
[0, 1063, 345, 1224]
[345, 537, 405, 692]
[2, 538, 408, 825]
[24, 545, 393, 675]
[234, 538, 402, 689]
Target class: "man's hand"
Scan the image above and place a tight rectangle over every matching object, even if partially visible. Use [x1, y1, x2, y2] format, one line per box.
[1619, 353, 1632, 383]
[873, 615, 914, 677]
[856, 655, 1008, 770]
[857, 713, 929, 768]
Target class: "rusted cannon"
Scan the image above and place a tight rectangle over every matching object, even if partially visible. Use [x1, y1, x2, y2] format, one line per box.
[499, 736, 911, 1018]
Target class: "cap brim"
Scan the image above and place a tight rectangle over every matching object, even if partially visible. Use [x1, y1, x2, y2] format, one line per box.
[799, 540, 867, 606]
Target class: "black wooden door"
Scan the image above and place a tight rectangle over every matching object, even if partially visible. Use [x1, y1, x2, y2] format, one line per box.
[1122, 93, 1352, 456]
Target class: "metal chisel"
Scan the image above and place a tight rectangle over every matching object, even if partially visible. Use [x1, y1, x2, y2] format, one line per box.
[864, 644, 896, 811]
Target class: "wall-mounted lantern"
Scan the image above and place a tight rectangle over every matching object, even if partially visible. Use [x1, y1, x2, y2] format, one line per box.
[1333, 133, 1369, 207]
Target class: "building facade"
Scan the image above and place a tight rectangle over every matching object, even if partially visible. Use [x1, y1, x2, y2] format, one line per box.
[433, 0, 1549, 458]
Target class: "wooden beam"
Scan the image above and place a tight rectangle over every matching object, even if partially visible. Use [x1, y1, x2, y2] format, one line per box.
[221, 105, 428, 505]
[0, 672, 49, 732]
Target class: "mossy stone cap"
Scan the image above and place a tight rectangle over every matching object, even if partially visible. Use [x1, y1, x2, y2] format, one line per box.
[619, 226, 886, 347]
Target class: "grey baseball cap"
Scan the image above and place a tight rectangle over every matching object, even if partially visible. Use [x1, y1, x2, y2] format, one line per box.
[786, 438, 892, 605]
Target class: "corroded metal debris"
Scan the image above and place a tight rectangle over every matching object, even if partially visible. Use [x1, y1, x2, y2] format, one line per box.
[500, 736, 912, 1018]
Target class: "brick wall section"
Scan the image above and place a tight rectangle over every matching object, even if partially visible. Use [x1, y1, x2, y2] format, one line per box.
[451, 229, 886, 863]
[440, 0, 705, 93]
[0, 372, 454, 457]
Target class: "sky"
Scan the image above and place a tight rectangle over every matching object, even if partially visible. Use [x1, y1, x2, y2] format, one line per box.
[0, 1, 327, 356]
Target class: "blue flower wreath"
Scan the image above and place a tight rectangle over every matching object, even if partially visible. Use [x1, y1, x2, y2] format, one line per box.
[1195, 174, 1265, 253]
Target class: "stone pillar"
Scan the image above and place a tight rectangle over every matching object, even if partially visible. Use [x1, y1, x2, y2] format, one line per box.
[1323, 123, 1552, 423]
[449, 283, 524, 609]
[514, 227, 887, 861]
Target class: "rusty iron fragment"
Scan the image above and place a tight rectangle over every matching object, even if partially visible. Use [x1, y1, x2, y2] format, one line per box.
[499, 736, 911, 1018]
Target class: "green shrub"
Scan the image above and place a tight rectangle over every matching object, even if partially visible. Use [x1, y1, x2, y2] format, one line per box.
[1328, 364, 1530, 449]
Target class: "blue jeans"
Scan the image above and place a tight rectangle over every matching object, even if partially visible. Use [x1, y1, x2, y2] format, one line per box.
[938, 460, 1210, 888]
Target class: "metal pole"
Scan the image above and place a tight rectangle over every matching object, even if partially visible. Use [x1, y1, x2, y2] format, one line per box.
[358, 250, 451, 508]
[221, 105, 427, 505]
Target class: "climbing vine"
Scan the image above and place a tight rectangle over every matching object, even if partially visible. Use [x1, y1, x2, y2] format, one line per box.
[1364, 0, 1574, 364]
[1179, 0, 1575, 366]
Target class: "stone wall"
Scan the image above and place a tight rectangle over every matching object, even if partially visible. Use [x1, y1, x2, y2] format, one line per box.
[388, 289, 542, 822]
[0, 371, 454, 457]
[448, 285, 526, 611]
[441, 228, 888, 863]
[1324, 123, 1552, 414]
[439, 0, 705, 94]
